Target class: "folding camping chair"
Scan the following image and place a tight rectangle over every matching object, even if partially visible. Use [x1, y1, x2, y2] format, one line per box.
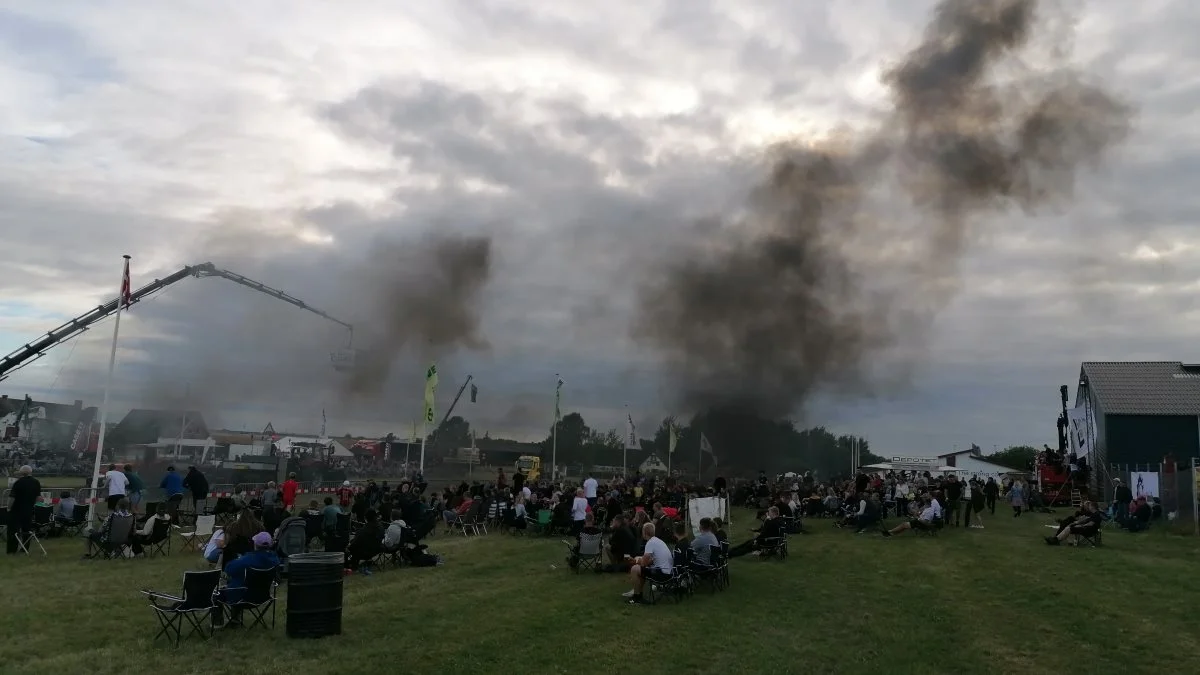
[758, 531, 788, 561]
[176, 515, 214, 552]
[1076, 521, 1104, 548]
[142, 569, 221, 647]
[89, 513, 135, 559]
[62, 503, 91, 537]
[565, 532, 603, 573]
[16, 505, 53, 556]
[216, 567, 278, 631]
[145, 518, 173, 558]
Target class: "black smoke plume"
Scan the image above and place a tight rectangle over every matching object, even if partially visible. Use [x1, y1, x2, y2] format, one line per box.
[635, 0, 1132, 419]
[346, 234, 492, 395]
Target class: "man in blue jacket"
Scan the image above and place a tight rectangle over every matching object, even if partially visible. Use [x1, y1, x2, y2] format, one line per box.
[159, 466, 184, 519]
[214, 532, 279, 628]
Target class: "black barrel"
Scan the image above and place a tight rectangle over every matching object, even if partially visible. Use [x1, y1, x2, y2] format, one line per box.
[286, 552, 345, 638]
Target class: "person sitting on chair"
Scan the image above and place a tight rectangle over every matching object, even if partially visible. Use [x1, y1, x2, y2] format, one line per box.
[690, 517, 721, 566]
[1125, 497, 1152, 532]
[728, 506, 783, 557]
[623, 522, 673, 605]
[606, 514, 637, 572]
[382, 509, 407, 551]
[345, 509, 384, 574]
[850, 492, 883, 534]
[84, 497, 132, 558]
[712, 517, 729, 543]
[51, 491, 78, 536]
[131, 503, 171, 556]
[881, 495, 939, 537]
[1045, 501, 1101, 545]
[213, 532, 279, 628]
[565, 512, 602, 568]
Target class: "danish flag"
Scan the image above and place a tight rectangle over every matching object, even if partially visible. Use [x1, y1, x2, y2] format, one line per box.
[120, 257, 132, 310]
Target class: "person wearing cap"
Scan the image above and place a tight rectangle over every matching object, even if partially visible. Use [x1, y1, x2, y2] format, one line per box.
[6, 465, 41, 554]
[280, 472, 299, 510]
[336, 480, 355, 509]
[213, 531, 279, 628]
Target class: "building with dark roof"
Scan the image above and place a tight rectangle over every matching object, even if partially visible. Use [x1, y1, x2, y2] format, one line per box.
[1076, 361, 1200, 466]
[109, 409, 209, 448]
[0, 393, 97, 452]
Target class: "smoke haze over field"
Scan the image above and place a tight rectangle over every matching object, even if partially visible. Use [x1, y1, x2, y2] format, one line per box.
[2, 0, 1192, 453]
[635, 0, 1133, 419]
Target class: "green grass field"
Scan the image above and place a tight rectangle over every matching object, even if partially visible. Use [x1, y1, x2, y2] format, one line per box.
[1, 510, 1196, 675]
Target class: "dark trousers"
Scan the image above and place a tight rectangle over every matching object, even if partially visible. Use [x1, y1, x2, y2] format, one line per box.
[728, 538, 766, 558]
[6, 509, 33, 554]
[945, 501, 959, 525]
[106, 494, 123, 510]
[986, 495, 996, 514]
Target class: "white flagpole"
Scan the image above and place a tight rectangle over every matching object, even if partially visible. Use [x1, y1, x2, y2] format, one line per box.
[667, 423, 672, 477]
[623, 406, 630, 480]
[89, 255, 130, 522]
[552, 375, 561, 482]
[419, 421, 426, 473]
[405, 426, 413, 478]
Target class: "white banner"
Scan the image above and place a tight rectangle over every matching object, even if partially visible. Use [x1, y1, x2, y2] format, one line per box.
[1131, 471, 1159, 500]
[686, 496, 728, 536]
[1066, 407, 1092, 458]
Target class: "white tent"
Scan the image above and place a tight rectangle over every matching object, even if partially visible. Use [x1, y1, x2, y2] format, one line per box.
[862, 462, 967, 474]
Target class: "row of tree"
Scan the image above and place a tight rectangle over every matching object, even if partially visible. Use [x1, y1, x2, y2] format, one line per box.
[429, 411, 1041, 477]
[534, 409, 886, 477]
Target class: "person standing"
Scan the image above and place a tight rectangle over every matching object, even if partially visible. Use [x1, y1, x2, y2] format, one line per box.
[183, 466, 210, 514]
[570, 488, 588, 536]
[124, 464, 146, 514]
[6, 465, 41, 554]
[1009, 479, 1026, 517]
[160, 466, 185, 519]
[583, 472, 598, 508]
[984, 477, 999, 515]
[280, 472, 299, 511]
[103, 464, 128, 511]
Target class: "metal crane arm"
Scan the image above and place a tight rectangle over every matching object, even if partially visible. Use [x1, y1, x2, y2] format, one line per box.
[193, 264, 353, 333]
[0, 261, 353, 382]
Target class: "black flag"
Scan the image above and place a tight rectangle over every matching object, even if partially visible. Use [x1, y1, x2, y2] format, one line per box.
[470, 384, 478, 403]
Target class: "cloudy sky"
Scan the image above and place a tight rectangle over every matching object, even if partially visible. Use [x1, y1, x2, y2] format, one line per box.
[1, 0, 1198, 456]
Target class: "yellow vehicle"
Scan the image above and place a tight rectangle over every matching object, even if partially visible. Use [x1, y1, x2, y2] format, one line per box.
[515, 455, 541, 482]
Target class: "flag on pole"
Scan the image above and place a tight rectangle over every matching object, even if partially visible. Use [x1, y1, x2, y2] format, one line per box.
[321, 408, 327, 438]
[668, 422, 678, 454]
[120, 257, 132, 309]
[423, 363, 438, 424]
[701, 432, 718, 468]
[626, 411, 637, 449]
[554, 376, 563, 421]
[470, 383, 478, 403]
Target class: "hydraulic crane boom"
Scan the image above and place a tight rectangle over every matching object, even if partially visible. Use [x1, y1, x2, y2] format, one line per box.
[0, 261, 353, 382]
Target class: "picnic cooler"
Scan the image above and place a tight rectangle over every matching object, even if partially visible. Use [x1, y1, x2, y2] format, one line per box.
[286, 552, 344, 638]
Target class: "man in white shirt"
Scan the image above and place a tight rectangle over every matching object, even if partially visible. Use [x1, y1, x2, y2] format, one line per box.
[882, 494, 942, 537]
[583, 474, 598, 507]
[928, 496, 943, 521]
[103, 464, 128, 511]
[624, 522, 673, 604]
[570, 488, 588, 536]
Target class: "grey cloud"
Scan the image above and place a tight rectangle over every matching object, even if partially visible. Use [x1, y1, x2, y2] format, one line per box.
[3, 0, 1200, 454]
